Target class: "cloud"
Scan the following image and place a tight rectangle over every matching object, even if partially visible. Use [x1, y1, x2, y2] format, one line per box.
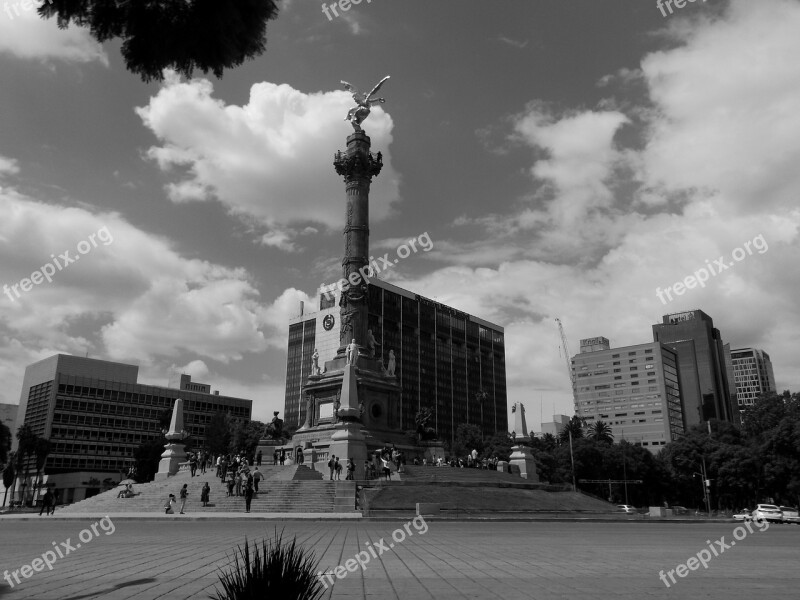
[136, 74, 401, 239]
[0, 7, 108, 65]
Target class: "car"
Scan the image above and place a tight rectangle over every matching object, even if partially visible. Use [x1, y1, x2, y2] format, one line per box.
[671, 506, 689, 515]
[752, 504, 783, 523]
[733, 510, 751, 521]
[779, 506, 800, 524]
[616, 504, 637, 514]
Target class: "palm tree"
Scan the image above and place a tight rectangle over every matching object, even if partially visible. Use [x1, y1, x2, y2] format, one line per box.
[540, 433, 557, 451]
[15, 424, 39, 505]
[2, 455, 15, 507]
[588, 421, 615, 444]
[558, 415, 586, 444]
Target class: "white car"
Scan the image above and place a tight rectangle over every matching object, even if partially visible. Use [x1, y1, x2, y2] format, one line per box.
[779, 506, 800, 524]
[752, 504, 783, 523]
[733, 510, 751, 521]
[616, 504, 637, 514]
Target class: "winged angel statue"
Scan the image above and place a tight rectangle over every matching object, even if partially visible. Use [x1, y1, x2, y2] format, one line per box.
[341, 76, 390, 132]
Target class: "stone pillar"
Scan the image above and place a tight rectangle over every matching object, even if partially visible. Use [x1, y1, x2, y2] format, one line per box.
[328, 363, 368, 480]
[333, 132, 383, 358]
[155, 398, 187, 481]
[509, 402, 539, 481]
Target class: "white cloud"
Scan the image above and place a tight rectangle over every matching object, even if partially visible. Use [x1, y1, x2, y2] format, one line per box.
[0, 7, 108, 65]
[136, 74, 401, 239]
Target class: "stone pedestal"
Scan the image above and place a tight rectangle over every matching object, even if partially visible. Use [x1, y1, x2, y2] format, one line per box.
[155, 398, 188, 481]
[509, 445, 539, 481]
[329, 422, 368, 480]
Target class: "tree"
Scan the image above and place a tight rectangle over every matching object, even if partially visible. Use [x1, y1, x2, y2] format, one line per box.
[206, 412, 231, 457]
[40, 0, 281, 82]
[414, 408, 437, 441]
[587, 421, 614, 444]
[0, 422, 11, 466]
[15, 424, 39, 505]
[483, 431, 513, 462]
[450, 423, 483, 459]
[132, 436, 167, 483]
[558, 415, 585, 444]
[2, 456, 15, 507]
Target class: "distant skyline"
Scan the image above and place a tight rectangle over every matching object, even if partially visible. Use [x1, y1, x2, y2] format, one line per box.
[1, 0, 799, 430]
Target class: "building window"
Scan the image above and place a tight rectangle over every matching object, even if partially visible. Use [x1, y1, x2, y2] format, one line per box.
[613, 361, 620, 365]
[612, 354, 620, 358]
[628, 352, 636, 356]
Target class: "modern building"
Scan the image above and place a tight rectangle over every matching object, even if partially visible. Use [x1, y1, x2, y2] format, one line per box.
[285, 278, 507, 445]
[538, 414, 570, 438]
[731, 348, 777, 408]
[0, 402, 17, 434]
[13, 354, 252, 503]
[652, 310, 738, 427]
[572, 338, 684, 453]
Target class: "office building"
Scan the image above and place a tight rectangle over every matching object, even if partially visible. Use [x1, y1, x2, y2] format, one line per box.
[285, 278, 507, 445]
[652, 310, 738, 427]
[731, 348, 777, 408]
[13, 354, 252, 503]
[0, 403, 17, 434]
[538, 414, 570, 438]
[572, 339, 684, 453]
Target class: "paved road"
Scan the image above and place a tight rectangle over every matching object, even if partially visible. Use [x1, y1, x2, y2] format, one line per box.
[0, 519, 798, 599]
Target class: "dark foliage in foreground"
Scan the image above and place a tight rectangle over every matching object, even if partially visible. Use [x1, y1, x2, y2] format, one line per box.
[212, 530, 325, 600]
[39, 0, 280, 81]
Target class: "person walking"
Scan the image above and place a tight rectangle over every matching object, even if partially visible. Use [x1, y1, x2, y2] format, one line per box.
[252, 467, 262, 494]
[39, 489, 53, 516]
[179, 483, 188, 514]
[244, 476, 254, 513]
[256, 450, 262, 467]
[279, 451, 285, 466]
[201, 482, 210, 507]
[328, 455, 335, 480]
[189, 454, 198, 477]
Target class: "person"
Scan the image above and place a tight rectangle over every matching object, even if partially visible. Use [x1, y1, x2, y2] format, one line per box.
[39, 489, 53, 516]
[279, 451, 285, 466]
[199, 451, 206, 474]
[381, 456, 392, 481]
[297, 448, 304, 465]
[179, 483, 188, 514]
[189, 454, 198, 477]
[252, 467, 262, 494]
[226, 474, 235, 497]
[256, 450, 263, 467]
[328, 455, 335, 480]
[364, 459, 371, 480]
[346, 458, 356, 480]
[201, 482, 210, 507]
[273, 450, 278, 466]
[334, 457, 342, 480]
[117, 483, 135, 498]
[164, 494, 176, 514]
[244, 476, 254, 513]
[235, 471, 243, 497]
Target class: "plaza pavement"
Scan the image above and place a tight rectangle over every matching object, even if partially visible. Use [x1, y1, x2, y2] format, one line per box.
[0, 517, 798, 599]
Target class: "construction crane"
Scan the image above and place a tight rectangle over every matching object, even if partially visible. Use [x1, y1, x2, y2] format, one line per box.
[555, 318, 575, 387]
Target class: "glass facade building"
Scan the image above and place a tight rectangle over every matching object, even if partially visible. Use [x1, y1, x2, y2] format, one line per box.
[731, 347, 776, 408]
[284, 278, 507, 445]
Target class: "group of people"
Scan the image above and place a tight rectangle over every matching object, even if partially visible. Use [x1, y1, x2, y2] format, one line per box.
[412, 450, 499, 470]
[187, 451, 211, 477]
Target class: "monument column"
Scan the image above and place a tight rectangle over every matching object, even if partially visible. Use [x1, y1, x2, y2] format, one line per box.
[334, 133, 383, 356]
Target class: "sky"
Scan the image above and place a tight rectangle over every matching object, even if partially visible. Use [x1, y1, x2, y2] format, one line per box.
[1, 0, 798, 431]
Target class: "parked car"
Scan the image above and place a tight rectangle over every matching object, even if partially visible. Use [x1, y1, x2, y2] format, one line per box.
[779, 506, 800, 524]
[752, 504, 783, 523]
[616, 504, 637, 514]
[733, 510, 752, 521]
[671, 506, 689, 515]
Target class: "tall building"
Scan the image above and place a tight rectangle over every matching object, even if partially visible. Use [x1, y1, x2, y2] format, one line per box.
[572, 339, 684, 453]
[652, 310, 738, 427]
[14, 354, 253, 503]
[285, 278, 507, 445]
[0, 403, 18, 434]
[538, 414, 570, 438]
[731, 348, 777, 408]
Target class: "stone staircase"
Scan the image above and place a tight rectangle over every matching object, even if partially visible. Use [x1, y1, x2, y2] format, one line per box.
[58, 465, 354, 514]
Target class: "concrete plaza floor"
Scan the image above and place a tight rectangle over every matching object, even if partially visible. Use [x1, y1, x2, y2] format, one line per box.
[0, 518, 798, 599]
